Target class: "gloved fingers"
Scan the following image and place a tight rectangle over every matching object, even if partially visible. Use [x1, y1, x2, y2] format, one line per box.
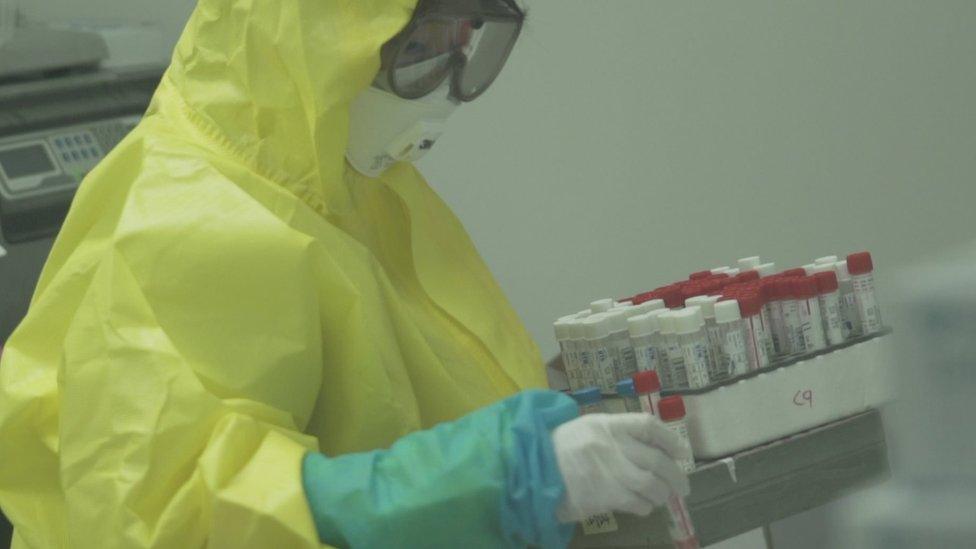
[614, 489, 658, 517]
[607, 413, 692, 461]
[614, 458, 674, 507]
[616, 438, 691, 497]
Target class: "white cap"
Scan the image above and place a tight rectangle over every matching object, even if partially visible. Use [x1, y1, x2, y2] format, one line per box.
[569, 319, 588, 340]
[554, 318, 574, 340]
[710, 266, 732, 275]
[634, 299, 665, 314]
[613, 301, 632, 309]
[737, 256, 762, 270]
[557, 313, 579, 323]
[714, 299, 742, 324]
[811, 263, 835, 274]
[754, 262, 777, 277]
[658, 311, 675, 335]
[604, 310, 629, 334]
[590, 299, 613, 313]
[815, 255, 839, 265]
[576, 309, 592, 318]
[834, 261, 852, 281]
[672, 306, 705, 335]
[697, 295, 721, 319]
[582, 314, 610, 340]
[627, 312, 662, 338]
[802, 263, 818, 275]
[685, 296, 709, 308]
[620, 306, 647, 319]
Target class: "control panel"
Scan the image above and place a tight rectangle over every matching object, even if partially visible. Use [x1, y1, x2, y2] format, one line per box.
[0, 115, 139, 242]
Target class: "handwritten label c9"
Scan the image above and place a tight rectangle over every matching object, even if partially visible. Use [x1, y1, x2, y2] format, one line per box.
[793, 389, 813, 408]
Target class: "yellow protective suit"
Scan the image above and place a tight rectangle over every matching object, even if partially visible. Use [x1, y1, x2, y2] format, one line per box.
[0, 0, 547, 546]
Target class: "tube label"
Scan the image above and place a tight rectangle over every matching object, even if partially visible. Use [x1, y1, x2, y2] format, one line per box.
[819, 292, 845, 346]
[682, 339, 712, 389]
[853, 273, 883, 334]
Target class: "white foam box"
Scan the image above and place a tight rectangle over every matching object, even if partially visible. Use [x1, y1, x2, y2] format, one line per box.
[678, 333, 895, 460]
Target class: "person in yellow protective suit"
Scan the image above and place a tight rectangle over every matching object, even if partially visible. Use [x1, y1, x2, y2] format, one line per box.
[0, 0, 690, 547]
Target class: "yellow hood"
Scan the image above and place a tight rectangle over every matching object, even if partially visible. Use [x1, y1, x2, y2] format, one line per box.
[166, 0, 417, 213]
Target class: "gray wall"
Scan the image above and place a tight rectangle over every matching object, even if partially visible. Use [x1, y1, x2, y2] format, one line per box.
[22, 1, 976, 548]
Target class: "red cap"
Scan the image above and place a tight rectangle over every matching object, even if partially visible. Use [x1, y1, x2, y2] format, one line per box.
[658, 395, 686, 421]
[781, 268, 807, 277]
[633, 370, 661, 394]
[737, 293, 763, 316]
[632, 291, 657, 305]
[847, 251, 874, 275]
[689, 271, 712, 280]
[793, 277, 819, 300]
[701, 279, 724, 295]
[734, 271, 760, 284]
[773, 278, 795, 300]
[659, 286, 684, 309]
[814, 271, 839, 293]
[758, 279, 776, 301]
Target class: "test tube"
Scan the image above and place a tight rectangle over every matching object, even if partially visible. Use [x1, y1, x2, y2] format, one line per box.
[814, 271, 845, 346]
[658, 396, 700, 549]
[833, 261, 861, 339]
[737, 294, 771, 370]
[713, 300, 750, 379]
[632, 370, 662, 415]
[590, 299, 614, 313]
[690, 296, 724, 382]
[605, 310, 638, 381]
[847, 252, 883, 335]
[755, 283, 776, 358]
[737, 256, 762, 271]
[628, 311, 668, 376]
[581, 315, 616, 393]
[794, 277, 827, 353]
[571, 387, 604, 415]
[764, 279, 787, 356]
[778, 279, 804, 355]
[616, 379, 641, 413]
[570, 320, 598, 389]
[660, 312, 689, 390]
[672, 307, 713, 389]
[554, 318, 583, 391]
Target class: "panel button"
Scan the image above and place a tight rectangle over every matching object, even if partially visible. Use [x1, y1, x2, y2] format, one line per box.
[71, 151, 81, 161]
[73, 136, 84, 146]
[83, 134, 93, 144]
[62, 153, 71, 162]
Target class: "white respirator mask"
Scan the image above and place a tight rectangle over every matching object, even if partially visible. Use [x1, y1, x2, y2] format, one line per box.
[345, 78, 460, 178]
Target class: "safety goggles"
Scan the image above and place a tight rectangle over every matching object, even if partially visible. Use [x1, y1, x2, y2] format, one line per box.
[375, 0, 525, 102]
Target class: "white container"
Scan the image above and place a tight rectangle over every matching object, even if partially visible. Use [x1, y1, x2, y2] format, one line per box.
[660, 312, 689, 390]
[714, 299, 750, 379]
[681, 334, 894, 459]
[795, 277, 827, 352]
[628, 311, 667, 376]
[605, 310, 637, 380]
[554, 318, 584, 391]
[582, 314, 616, 393]
[847, 252, 884, 335]
[673, 307, 712, 390]
[814, 271, 845, 346]
[835, 261, 861, 339]
[570, 320, 598, 389]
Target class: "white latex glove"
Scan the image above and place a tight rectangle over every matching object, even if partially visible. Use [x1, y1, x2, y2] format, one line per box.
[552, 413, 693, 522]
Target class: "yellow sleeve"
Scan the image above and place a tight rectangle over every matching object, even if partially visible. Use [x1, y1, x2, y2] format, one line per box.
[2, 177, 331, 548]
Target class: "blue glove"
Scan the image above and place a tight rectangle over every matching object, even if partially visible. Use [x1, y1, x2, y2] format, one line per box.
[302, 390, 579, 548]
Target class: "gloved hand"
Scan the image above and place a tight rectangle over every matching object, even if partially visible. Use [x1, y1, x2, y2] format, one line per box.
[552, 413, 693, 522]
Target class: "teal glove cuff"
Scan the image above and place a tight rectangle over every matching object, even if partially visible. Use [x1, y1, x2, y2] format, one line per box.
[302, 390, 578, 548]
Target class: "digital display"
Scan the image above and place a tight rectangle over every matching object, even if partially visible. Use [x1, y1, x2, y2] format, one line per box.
[0, 144, 56, 180]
